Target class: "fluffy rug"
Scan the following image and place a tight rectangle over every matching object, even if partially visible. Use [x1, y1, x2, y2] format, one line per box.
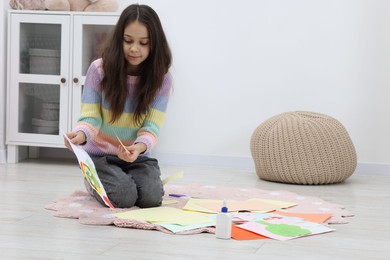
[45, 183, 353, 235]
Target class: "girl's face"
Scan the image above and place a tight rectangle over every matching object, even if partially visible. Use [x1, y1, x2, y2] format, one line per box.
[123, 21, 150, 74]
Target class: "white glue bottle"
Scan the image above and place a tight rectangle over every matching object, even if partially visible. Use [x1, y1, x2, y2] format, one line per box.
[215, 200, 232, 239]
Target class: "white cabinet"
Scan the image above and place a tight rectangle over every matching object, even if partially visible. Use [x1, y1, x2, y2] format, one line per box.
[6, 10, 119, 162]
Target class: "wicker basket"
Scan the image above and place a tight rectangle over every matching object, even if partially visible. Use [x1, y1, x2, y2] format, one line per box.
[250, 111, 357, 185]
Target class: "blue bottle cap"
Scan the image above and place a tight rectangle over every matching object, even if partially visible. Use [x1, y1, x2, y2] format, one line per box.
[221, 200, 228, 213]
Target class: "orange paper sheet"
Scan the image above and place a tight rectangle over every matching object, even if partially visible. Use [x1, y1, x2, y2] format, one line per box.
[273, 211, 332, 224]
[231, 224, 268, 240]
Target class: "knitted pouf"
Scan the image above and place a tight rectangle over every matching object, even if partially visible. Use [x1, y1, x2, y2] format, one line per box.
[250, 111, 357, 185]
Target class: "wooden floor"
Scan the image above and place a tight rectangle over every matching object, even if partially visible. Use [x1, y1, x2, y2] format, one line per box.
[0, 158, 389, 259]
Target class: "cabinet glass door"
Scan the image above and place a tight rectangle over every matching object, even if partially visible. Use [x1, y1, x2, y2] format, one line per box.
[19, 23, 61, 75]
[8, 13, 70, 145]
[18, 83, 60, 135]
[71, 15, 118, 130]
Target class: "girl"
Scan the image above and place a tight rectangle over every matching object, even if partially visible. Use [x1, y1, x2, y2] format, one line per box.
[64, 4, 172, 208]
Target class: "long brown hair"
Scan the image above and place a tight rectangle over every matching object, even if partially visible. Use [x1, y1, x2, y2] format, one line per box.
[101, 4, 172, 124]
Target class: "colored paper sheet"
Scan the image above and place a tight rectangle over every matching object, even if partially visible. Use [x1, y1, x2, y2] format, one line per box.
[197, 199, 297, 213]
[236, 213, 335, 241]
[62, 131, 114, 209]
[237, 222, 297, 241]
[183, 198, 221, 213]
[158, 222, 215, 233]
[162, 171, 184, 185]
[233, 212, 261, 221]
[162, 199, 179, 205]
[115, 206, 213, 226]
[231, 225, 268, 240]
[234, 212, 302, 223]
[273, 211, 332, 224]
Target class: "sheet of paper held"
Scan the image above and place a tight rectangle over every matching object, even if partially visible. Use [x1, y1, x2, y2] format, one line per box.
[162, 171, 184, 185]
[62, 131, 114, 208]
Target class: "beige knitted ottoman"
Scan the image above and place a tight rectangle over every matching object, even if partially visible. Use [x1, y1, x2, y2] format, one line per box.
[250, 111, 357, 185]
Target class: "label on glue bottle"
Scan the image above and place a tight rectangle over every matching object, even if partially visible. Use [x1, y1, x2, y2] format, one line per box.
[215, 200, 232, 239]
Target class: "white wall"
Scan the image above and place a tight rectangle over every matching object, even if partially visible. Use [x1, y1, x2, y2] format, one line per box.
[0, 1, 7, 164]
[2, 1, 390, 171]
[125, 0, 390, 168]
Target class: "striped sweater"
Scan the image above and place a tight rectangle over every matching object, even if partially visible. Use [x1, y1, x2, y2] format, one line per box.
[74, 58, 172, 156]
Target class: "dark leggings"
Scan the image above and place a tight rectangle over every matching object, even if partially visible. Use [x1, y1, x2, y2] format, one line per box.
[86, 155, 164, 208]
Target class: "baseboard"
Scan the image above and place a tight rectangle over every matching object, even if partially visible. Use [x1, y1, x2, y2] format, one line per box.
[33, 147, 75, 160]
[354, 162, 390, 176]
[0, 148, 6, 164]
[154, 152, 390, 175]
[2, 147, 389, 175]
[154, 152, 255, 171]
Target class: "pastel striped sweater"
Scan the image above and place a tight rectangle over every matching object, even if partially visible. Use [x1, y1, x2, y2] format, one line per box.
[74, 58, 172, 156]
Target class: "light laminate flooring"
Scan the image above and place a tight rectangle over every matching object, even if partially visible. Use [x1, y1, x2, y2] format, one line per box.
[0, 158, 389, 260]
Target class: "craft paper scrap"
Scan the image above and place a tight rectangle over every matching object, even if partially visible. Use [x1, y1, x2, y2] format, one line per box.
[273, 211, 332, 224]
[231, 224, 268, 240]
[158, 222, 215, 233]
[62, 131, 114, 209]
[162, 199, 179, 205]
[236, 213, 335, 241]
[162, 171, 184, 185]
[197, 199, 297, 213]
[234, 212, 302, 223]
[183, 198, 221, 213]
[233, 212, 266, 222]
[208, 214, 246, 223]
[114, 206, 213, 226]
[235, 211, 332, 225]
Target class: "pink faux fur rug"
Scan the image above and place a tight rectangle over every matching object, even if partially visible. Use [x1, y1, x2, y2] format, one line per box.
[45, 183, 353, 235]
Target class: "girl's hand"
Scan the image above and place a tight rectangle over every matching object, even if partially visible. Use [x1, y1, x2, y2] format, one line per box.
[118, 142, 147, 163]
[64, 131, 86, 151]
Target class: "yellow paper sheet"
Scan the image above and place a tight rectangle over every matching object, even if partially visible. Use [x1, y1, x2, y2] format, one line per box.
[114, 206, 212, 226]
[162, 171, 184, 185]
[162, 199, 179, 205]
[183, 198, 221, 213]
[195, 198, 297, 213]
